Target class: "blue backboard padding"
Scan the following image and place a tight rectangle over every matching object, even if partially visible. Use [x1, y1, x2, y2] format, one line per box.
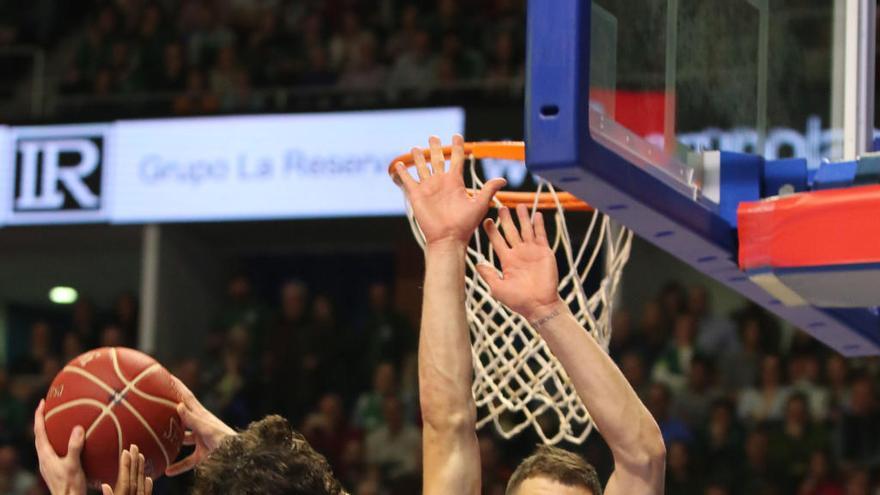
[720, 152, 762, 227]
[525, 0, 880, 355]
[764, 158, 808, 195]
[813, 161, 857, 190]
[525, 0, 590, 168]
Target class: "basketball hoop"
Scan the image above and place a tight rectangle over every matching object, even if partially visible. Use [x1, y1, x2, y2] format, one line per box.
[390, 141, 632, 445]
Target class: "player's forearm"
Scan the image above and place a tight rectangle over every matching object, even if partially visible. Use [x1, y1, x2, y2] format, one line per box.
[533, 303, 665, 466]
[419, 241, 477, 429]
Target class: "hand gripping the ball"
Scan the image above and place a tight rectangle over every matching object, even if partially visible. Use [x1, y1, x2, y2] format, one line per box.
[34, 400, 87, 495]
[165, 376, 235, 476]
[393, 134, 507, 249]
[476, 204, 565, 323]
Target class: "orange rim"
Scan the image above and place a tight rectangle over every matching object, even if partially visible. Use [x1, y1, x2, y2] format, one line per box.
[388, 141, 591, 211]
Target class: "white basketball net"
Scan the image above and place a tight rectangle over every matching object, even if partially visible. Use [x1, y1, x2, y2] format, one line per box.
[404, 154, 633, 445]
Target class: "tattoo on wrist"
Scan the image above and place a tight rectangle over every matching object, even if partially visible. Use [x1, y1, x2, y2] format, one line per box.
[530, 308, 562, 330]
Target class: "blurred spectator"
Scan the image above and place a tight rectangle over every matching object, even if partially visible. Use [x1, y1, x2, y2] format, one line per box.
[835, 375, 880, 468]
[364, 396, 421, 488]
[653, 314, 698, 392]
[619, 351, 650, 402]
[210, 45, 245, 100]
[698, 399, 743, 487]
[789, 352, 831, 421]
[672, 355, 721, 429]
[741, 428, 782, 493]
[385, 5, 421, 61]
[329, 12, 373, 71]
[438, 31, 484, 82]
[648, 382, 693, 445]
[303, 393, 361, 473]
[609, 309, 639, 360]
[359, 283, 415, 378]
[110, 292, 139, 346]
[387, 31, 436, 96]
[204, 326, 252, 427]
[98, 323, 126, 348]
[173, 69, 220, 114]
[155, 42, 187, 92]
[739, 355, 792, 424]
[691, 285, 738, 358]
[71, 299, 99, 348]
[263, 281, 329, 420]
[25, 357, 61, 413]
[299, 45, 338, 86]
[339, 36, 387, 91]
[60, 332, 83, 363]
[719, 316, 763, 392]
[353, 362, 404, 432]
[0, 445, 37, 495]
[0, 371, 26, 445]
[186, 5, 235, 68]
[134, 4, 168, 81]
[11, 321, 53, 376]
[214, 273, 269, 350]
[484, 30, 521, 85]
[666, 441, 701, 495]
[639, 299, 671, 365]
[659, 282, 688, 318]
[826, 354, 852, 421]
[797, 450, 845, 495]
[842, 469, 870, 495]
[768, 393, 830, 490]
[245, 11, 289, 86]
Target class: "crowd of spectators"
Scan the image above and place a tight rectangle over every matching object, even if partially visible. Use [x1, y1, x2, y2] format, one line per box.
[3, 273, 880, 494]
[54, 0, 525, 114]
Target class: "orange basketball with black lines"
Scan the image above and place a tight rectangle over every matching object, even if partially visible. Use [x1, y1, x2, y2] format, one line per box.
[43, 347, 184, 485]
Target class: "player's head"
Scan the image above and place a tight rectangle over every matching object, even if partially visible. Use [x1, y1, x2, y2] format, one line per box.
[506, 445, 602, 495]
[192, 415, 344, 495]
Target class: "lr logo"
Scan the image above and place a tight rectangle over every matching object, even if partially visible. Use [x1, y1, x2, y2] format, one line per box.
[14, 136, 104, 212]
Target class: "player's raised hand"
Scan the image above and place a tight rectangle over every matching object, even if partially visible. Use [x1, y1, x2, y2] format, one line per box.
[33, 399, 88, 495]
[477, 204, 565, 322]
[394, 134, 506, 248]
[102, 445, 153, 495]
[165, 376, 235, 476]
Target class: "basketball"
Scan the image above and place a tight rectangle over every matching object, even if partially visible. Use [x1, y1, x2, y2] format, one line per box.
[43, 347, 184, 485]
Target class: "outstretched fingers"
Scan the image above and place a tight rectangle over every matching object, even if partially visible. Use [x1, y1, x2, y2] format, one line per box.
[412, 147, 431, 180]
[533, 210, 549, 246]
[428, 135, 446, 174]
[393, 162, 418, 194]
[498, 207, 522, 246]
[483, 218, 511, 260]
[449, 134, 465, 175]
[515, 204, 534, 242]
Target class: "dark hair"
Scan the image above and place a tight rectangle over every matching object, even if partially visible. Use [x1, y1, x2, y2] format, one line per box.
[506, 445, 602, 495]
[192, 415, 344, 495]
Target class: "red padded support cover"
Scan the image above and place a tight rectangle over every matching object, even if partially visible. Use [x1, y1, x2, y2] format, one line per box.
[738, 184, 880, 270]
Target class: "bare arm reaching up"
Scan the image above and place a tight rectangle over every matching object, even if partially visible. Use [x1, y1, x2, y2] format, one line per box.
[476, 205, 666, 495]
[393, 135, 505, 495]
